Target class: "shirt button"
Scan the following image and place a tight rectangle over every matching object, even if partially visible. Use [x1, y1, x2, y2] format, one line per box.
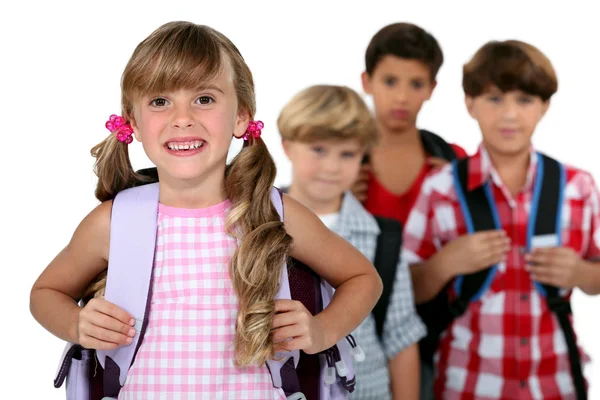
[519, 247, 527, 255]
[521, 294, 529, 301]
[521, 338, 529, 346]
[520, 380, 527, 388]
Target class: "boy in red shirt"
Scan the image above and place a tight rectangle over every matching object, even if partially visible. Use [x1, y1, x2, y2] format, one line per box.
[356, 22, 468, 225]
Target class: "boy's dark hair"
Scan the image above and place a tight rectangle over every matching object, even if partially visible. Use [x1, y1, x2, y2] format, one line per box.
[365, 22, 443, 80]
[463, 40, 558, 101]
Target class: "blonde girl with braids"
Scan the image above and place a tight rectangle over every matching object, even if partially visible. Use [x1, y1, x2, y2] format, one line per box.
[30, 21, 382, 399]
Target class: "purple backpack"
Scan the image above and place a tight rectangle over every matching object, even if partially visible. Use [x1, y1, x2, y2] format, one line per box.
[53, 183, 362, 399]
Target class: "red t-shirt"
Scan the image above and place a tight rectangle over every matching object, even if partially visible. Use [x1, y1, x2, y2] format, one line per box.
[364, 143, 468, 226]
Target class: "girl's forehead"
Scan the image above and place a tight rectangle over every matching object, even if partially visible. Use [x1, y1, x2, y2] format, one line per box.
[126, 50, 235, 101]
[136, 67, 234, 98]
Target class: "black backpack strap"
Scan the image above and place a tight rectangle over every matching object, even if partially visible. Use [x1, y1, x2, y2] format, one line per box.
[451, 159, 498, 309]
[371, 216, 403, 339]
[418, 158, 497, 364]
[531, 154, 586, 400]
[420, 130, 458, 162]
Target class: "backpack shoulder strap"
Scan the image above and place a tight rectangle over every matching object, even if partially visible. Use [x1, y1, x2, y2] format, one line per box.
[529, 154, 586, 399]
[420, 130, 458, 161]
[421, 158, 498, 362]
[371, 216, 403, 339]
[418, 158, 497, 364]
[96, 182, 160, 394]
[266, 188, 302, 395]
[451, 158, 499, 307]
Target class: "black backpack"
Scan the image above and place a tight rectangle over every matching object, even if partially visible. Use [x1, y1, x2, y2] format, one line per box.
[418, 153, 586, 400]
[370, 130, 459, 338]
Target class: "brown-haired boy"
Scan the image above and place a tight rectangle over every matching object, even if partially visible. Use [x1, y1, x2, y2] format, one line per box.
[356, 22, 468, 225]
[404, 40, 600, 399]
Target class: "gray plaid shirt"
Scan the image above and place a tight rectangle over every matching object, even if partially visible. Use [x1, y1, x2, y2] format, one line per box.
[332, 192, 426, 400]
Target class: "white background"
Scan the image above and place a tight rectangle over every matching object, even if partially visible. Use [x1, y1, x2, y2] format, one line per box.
[2, 0, 599, 397]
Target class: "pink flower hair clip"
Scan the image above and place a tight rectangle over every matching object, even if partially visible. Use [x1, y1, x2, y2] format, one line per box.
[242, 120, 264, 141]
[105, 114, 134, 144]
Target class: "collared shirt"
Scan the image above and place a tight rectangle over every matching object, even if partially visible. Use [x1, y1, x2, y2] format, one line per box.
[402, 144, 600, 400]
[329, 191, 426, 400]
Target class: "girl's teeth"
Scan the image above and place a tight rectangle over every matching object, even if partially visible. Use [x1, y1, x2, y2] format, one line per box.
[168, 141, 203, 150]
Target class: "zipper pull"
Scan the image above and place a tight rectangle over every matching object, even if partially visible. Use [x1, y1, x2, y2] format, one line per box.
[325, 365, 337, 385]
[351, 344, 366, 362]
[323, 348, 336, 385]
[335, 359, 348, 377]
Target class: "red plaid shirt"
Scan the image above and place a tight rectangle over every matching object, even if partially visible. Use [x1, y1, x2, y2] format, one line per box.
[403, 145, 600, 399]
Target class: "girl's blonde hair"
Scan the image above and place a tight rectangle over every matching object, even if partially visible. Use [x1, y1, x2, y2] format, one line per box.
[87, 21, 292, 367]
[277, 85, 378, 149]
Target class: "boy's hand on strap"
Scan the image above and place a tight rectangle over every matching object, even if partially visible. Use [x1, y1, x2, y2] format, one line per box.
[271, 299, 327, 355]
[351, 163, 370, 202]
[525, 247, 584, 289]
[77, 298, 137, 350]
[433, 230, 510, 276]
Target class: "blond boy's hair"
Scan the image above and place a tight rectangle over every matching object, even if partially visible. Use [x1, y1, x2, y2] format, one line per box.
[278, 85, 378, 148]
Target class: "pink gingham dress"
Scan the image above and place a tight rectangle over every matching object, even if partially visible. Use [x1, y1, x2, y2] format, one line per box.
[119, 200, 287, 400]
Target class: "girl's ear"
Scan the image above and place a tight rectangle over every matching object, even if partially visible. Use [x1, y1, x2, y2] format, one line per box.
[129, 115, 142, 142]
[233, 108, 251, 139]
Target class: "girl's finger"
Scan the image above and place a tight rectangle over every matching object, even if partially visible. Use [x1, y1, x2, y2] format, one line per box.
[273, 337, 310, 353]
[80, 335, 123, 351]
[272, 311, 301, 330]
[274, 299, 303, 313]
[272, 324, 305, 343]
[87, 311, 136, 337]
[82, 323, 133, 346]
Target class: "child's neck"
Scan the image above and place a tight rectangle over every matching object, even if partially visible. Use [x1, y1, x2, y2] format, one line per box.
[287, 185, 342, 216]
[158, 171, 228, 209]
[486, 147, 531, 196]
[377, 123, 421, 148]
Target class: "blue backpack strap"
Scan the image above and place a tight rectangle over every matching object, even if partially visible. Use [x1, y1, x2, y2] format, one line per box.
[528, 154, 586, 400]
[96, 182, 160, 397]
[418, 158, 499, 365]
[451, 158, 500, 302]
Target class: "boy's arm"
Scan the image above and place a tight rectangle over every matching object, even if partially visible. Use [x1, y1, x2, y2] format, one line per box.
[404, 178, 509, 304]
[410, 231, 510, 303]
[572, 172, 600, 295]
[410, 256, 454, 304]
[382, 257, 426, 399]
[389, 343, 420, 400]
[402, 177, 445, 303]
[527, 171, 600, 295]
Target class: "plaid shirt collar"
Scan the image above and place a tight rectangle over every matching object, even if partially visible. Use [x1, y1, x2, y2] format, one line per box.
[336, 191, 380, 239]
[467, 143, 539, 193]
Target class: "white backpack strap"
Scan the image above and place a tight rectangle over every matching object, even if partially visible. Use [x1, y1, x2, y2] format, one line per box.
[266, 188, 301, 391]
[96, 182, 160, 390]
